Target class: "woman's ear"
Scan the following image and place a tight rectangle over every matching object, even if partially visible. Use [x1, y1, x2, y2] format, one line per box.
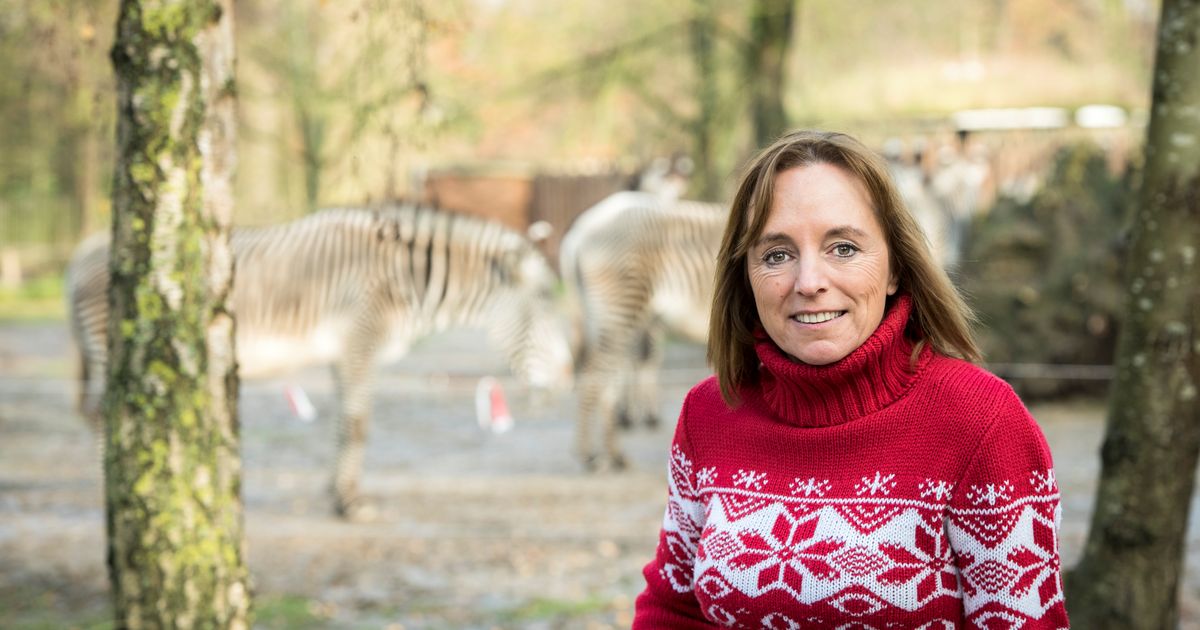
[887, 270, 899, 296]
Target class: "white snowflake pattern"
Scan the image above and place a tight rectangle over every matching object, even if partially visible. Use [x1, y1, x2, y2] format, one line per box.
[706, 604, 748, 628]
[789, 477, 832, 497]
[965, 480, 1015, 506]
[669, 445, 699, 497]
[671, 444, 693, 471]
[732, 469, 768, 491]
[918, 478, 955, 501]
[761, 612, 804, 630]
[1029, 468, 1057, 494]
[696, 467, 718, 487]
[855, 471, 897, 496]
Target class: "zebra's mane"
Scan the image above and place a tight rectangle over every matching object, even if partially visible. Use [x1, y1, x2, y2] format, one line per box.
[293, 204, 536, 260]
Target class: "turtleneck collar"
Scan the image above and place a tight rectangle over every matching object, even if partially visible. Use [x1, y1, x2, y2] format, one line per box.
[753, 294, 930, 428]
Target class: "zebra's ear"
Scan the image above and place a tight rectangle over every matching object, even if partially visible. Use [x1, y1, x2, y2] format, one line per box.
[527, 221, 554, 244]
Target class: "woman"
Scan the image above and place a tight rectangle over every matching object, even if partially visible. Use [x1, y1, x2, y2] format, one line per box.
[633, 130, 1068, 628]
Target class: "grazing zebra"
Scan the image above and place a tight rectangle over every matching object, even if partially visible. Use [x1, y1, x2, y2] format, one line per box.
[68, 205, 574, 519]
[560, 191, 725, 470]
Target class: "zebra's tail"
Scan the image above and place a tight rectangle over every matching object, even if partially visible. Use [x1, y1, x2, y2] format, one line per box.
[556, 224, 589, 371]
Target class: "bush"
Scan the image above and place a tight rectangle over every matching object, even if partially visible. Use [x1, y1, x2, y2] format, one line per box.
[960, 142, 1135, 400]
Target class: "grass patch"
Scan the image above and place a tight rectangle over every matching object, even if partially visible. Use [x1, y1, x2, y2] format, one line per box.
[0, 584, 112, 630]
[254, 594, 333, 629]
[497, 595, 615, 623]
[3, 611, 113, 630]
[0, 589, 335, 629]
[0, 274, 65, 322]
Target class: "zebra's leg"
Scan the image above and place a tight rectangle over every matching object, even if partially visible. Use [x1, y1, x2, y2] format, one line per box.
[588, 330, 647, 471]
[331, 351, 379, 521]
[76, 344, 91, 420]
[627, 324, 665, 430]
[600, 378, 628, 471]
[614, 323, 659, 429]
[614, 369, 635, 430]
[78, 353, 108, 465]
[81, 350, 107, 434]
[600, 372, 629, 472]
[578, 364, 626, 472]
[576, 279, 649, 470]
[576, 364, 602, 470]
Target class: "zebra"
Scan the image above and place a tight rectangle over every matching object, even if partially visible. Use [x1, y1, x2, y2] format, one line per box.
[68, 204, 574, 519]
[561, 157, 969, 471]
[559, 191, 725, 470]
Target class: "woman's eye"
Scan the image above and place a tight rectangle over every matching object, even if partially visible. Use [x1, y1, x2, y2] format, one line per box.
[764, 250, 789, 265]
[833, 243, 858, 258]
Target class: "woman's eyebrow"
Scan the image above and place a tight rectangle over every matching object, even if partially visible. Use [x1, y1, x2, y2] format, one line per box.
[754, 226, 870, 249]
[754, 232, 794, 248]
[826, 225, 869, 240]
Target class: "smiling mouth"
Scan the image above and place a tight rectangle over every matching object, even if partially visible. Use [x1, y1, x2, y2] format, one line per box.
[791, 311, 846, 324]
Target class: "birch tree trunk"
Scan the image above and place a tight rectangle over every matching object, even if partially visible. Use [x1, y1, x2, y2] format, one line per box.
[1065, 0, 1200, 626]
[105, 1, 249, 627]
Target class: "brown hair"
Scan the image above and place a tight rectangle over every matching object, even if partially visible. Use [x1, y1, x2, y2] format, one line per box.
[708, 129, 981, 405]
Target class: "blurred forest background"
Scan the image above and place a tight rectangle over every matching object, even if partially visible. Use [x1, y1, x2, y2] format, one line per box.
[0, 0, 1163, 395]
[0, 0, 1179, 626]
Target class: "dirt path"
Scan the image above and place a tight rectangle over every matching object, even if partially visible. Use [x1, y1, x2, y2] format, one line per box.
[2, 321, 1198, 628]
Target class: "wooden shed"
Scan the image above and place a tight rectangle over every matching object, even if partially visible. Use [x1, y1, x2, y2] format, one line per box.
[421, 163, 633, 265]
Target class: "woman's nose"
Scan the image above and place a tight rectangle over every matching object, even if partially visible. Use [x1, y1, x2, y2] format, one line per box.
[793, 257, 828, 296]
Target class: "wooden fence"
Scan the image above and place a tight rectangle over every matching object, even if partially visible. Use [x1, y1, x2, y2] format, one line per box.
[421, 165, 633, 265]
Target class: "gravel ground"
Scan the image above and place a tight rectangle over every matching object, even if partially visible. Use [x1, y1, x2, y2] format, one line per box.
[2, 321, 1199, 628]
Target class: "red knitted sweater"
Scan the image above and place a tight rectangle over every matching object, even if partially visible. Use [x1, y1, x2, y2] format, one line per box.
[633, 296, 1069, 629]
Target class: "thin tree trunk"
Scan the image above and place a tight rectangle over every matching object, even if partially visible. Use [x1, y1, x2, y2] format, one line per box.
[299, 106, 324, 211]
[79, 112, 102, 237]
[285, 1, 323, 212]
[689, 0, 720, 201]
[67, 1, 103, 243]
[745, 0, 795, 149]
[1065, 0, 1200, 626]
[106, 1, 249, 628]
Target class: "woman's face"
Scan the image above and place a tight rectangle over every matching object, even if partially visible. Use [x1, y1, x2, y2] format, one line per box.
[747, 163, 898, 365]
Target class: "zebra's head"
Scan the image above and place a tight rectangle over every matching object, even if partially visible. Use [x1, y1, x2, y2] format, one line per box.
[486, 245, 575, 394]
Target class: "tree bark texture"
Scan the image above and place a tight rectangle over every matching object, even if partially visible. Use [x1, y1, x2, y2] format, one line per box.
[689, 0, 721, 201]
[105, 1, 248, 628]
[1065, 0, 1200, 627]
[745, 0, 795, 149]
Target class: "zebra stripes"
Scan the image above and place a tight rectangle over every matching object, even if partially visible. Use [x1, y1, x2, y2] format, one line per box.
[560, 191, 726, 470]
[559, 161, 970, 471]
[68, 204, 573, 519]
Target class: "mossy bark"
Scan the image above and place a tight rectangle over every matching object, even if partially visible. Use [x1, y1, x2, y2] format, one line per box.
[1065, 0, 1200, 626]
[105, 1, 249, 628]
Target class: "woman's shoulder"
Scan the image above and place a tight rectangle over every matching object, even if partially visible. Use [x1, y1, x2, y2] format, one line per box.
[683, 375, 730, 411]
[919, 353, 1026, 415]
[917, 355, 1046, 464]
[679, 375, 760, 420]
[924, 353, 1015, 392]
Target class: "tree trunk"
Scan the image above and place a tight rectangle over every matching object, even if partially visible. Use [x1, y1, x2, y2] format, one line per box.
[1065, 0, 1200, 627]
[105, 1, 249, 628]
[285, 1, 324, 212]
[66, 1, 105, 244]
[745, 0, 796, 149]
[689, 0, 720, 201]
